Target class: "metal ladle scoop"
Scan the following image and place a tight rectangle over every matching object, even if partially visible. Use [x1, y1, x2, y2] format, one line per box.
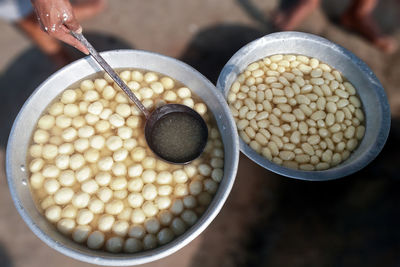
[71, 32, 208, 164]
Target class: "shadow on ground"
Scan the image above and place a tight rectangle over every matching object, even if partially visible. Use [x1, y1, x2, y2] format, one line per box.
[180, 23, 279, 267]
[321, 0, 400, 34]
[241, 119, 400, 267]
[0, 243, 13, 267]
[0, 32, 133, 148]
[179, 23, 400, 267]
[235, 0, 273, 30]
[180, 24, 269, 83]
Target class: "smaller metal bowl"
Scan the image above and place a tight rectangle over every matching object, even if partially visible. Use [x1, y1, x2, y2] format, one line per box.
[217, 31, 390, 181]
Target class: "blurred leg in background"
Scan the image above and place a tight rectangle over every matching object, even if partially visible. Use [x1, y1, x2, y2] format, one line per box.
[0, 0, 106, 67]
[341, 0, 397, 53]
[273, 0, 320, 31]
[273, 0, 397, 54]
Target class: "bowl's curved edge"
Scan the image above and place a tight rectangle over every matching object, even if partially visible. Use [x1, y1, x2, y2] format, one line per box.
[6, 49, 240, 265]
[216, 31, 391, 181]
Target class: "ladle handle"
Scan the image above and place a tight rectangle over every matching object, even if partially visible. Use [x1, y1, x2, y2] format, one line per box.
[71, 31, 150, 119]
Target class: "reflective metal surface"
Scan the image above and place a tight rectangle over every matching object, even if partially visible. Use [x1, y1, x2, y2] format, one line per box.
[217, 31, 390, 181]
[6, 50, 239, 265]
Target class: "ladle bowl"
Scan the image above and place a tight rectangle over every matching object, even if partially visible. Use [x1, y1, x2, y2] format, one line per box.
[145, 104, 208, 164]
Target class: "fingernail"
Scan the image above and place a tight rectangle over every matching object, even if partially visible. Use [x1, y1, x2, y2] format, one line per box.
[76, 26, 83, 34]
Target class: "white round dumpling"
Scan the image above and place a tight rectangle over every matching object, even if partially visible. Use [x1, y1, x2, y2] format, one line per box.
[160, 77, 174, 89]
[83, 90, 99, 102]
[42, 144, 58, 160]
[55, 115, 72, 129]
[64, 104, 80, 117]
[88, 101, 103, 115]
[72, 225, 91, 243]
[119, 70, 131, 82]
[81, 80, 95, 91]
[102, 85, 116, 100]
[157, 228, 174, 245]
[29, 144, 42, 158]
[117, 127, 132, 139]
[78, 125, 95, 138]
[106, 236, 124, 253]
[115, 103, 131, 117]
[106, 136, 123, 151]
[33, 129, 49, 144]
[194, 103, 207, 115]
[72, 116, 86, 128]
[109, 114, 125, 128]
[182, 98, 194, 108]
[124, 238, 143, 253]
[143, 234, 157, 250]
[62, 127, 77, 142]
[61, 89, 77, 104]
[94, 78, 108, 91]
[90, 135, 105, 149]
[87, 231, 105, 249]
[150, 82, 164, 94]
[38, 115, 55, 130]
[49, 102, 64, 116]
[29, 158, 44, 173]
[131, 71, 144, 82]
[144, 72, 158, 83]
[177, 87, 191, 98]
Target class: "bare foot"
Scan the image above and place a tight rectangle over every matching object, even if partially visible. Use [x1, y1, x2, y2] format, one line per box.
[272, 11, 291, 31]
[341, 13, 398, 54]
[272, 0, 320, 31]
[373, 36, 398, 54]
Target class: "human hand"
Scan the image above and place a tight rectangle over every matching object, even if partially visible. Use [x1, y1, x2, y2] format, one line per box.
[31, 0, 89, 54]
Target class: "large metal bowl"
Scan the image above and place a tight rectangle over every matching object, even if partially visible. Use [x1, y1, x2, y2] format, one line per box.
[6, 50, 239, 265]
[217, 31, 390, 181]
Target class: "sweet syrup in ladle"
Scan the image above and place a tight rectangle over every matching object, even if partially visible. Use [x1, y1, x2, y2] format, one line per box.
[145, 105, 208, 163]
[151, 114, 205, 161]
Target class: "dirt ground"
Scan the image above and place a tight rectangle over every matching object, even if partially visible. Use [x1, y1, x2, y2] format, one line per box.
[0, 0, 400, 267]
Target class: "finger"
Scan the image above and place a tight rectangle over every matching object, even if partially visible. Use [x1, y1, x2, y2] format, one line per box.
[63, 14, 81, 32]
[32, 9, 49, 33]
[37, 20, 47, 32]
[75, 26, 82, 34]
[52, 26, 89, 54]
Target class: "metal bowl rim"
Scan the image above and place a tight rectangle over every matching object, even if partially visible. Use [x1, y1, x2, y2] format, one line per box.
[6, 49, 240, 265]
[216, 31, 391, 181]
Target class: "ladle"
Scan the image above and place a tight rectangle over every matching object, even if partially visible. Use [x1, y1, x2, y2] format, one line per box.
[71, 31, 208, 164]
